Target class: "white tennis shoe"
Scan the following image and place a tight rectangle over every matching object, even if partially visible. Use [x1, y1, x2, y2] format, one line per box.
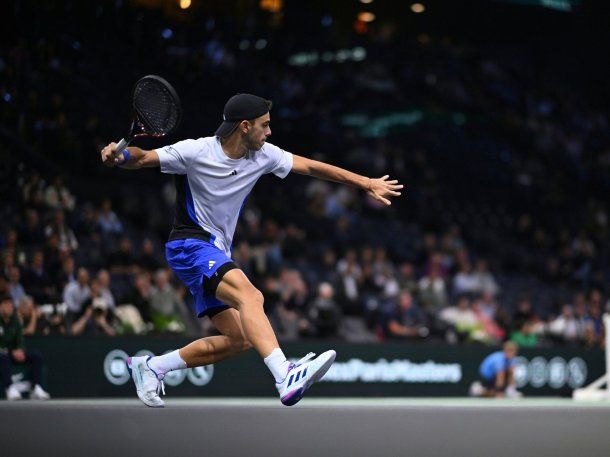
[127, 355, 165, 408]
[277, 350, 336, 406]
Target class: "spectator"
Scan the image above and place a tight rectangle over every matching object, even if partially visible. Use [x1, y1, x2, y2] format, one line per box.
[396, 262, 418, 297]
[108, 236, 137, 275]
[473, 260, 500, 296]
[453, 262, 479, 296]
[71, 280, 116, 337]
[548, 305, 584, 344]
[56, 255, 76, 290]
[149, 269, 189, 333]
[22, 251, 54, 304]
[44, 175, 75, 212]
[17, 295, 45, 336]
[308, 282, 342, 338]
[418, 264, 448, 312]
[336, 249, 362, 315]
[98, 198, 123, 239]
[127, 272, 153, 325]
[137, 238, 161, 272]
[7, 266, 26, 305]
[510, 321, 540, 347]
[63, 267, 91, 321]
[382, 290, 429, 340]
[439, 295, 482, 342]
[96, 269, 116, 310]
[0, 295, 50, 400]
[19, 208, 45, 247]
[44, 209, 78, 252]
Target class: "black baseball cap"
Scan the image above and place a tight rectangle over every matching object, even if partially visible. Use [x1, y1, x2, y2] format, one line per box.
[215, 93, 272, 138]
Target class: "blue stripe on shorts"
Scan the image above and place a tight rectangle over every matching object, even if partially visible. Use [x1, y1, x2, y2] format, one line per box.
[165, 238, 233, 318]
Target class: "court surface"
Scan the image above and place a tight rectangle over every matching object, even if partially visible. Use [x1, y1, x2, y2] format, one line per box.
[2, 398, 609, 457]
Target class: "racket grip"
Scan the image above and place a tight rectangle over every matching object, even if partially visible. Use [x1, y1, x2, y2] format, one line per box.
[113, 138, 130, 158]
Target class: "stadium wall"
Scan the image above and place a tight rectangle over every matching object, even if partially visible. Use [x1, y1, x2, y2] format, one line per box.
[16, 337, 605, 398]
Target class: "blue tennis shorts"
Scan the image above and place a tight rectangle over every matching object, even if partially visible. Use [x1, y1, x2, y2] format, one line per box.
[165, 238, 238, 318]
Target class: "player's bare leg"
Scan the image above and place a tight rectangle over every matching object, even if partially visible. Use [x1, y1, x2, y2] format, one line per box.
[216, 268, 336, 406]
[178, 308, 252, 367]
[215, 268, 280, 358]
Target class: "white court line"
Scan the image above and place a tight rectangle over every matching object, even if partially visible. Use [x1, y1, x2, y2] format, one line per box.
[3, 397, 610, 409]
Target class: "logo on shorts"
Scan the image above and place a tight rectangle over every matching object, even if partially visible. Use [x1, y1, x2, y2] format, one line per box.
[208, 260, 216, 269]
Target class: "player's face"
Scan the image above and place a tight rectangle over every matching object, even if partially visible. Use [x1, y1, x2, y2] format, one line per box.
[245, 113, 271, 150]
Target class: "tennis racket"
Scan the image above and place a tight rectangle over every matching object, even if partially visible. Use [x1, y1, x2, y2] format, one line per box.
[113, 75, 182, 158]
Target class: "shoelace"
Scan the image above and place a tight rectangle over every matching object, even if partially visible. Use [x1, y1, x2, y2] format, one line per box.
[157, 379, 165, 396]
[294, 352, 316, 367]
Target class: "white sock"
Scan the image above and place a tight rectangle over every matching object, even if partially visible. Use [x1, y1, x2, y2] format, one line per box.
[264, 348, 291, 383]
[148, 350, 187, 378]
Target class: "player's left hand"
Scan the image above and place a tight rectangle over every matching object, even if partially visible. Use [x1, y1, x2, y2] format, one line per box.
[367, 175, 403, 205]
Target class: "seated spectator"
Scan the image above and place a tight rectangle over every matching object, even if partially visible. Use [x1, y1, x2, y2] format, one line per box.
[336, 249, 362, 315]
[98, 198, 123, 239]
[396, 262, 418, 296]
[585, 301, 604, 348]
[439, 295, 482, 342]
[512, 297, 535, 331]
[275, 268, 310, 340]
[3, 229, 27, 267]
[127, 272, 153, 325]
[22, 251, 55, 304]
[96, 269, 116, 310]
[44, 175, 75, 212]
[7, 266, 26, 305]
[308, 282, 342, 338]
[149, 269, 189, 333]
[63, 267, 91, 322]
[19, 208, 45, 247]
[0, 295, 50, 400]
[44, 209, 78, 252]
[382, 290, 429, 340]
[137, 238, 161, 272]
[108, 237, 137, 275]
[418, 264, 448, 312]
[21, 171, 46, 209]
[56, 256, 76, 290]
[17, 295, 45, 336]
[548, 305, 585, 344]
[453, 262, 479, 296]
[510, 321, 540, 347]
[71, 279, 116, 337]
[473, 259, 499, 296]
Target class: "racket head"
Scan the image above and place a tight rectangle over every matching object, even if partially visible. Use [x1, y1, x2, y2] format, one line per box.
[131, 75, 182, 137]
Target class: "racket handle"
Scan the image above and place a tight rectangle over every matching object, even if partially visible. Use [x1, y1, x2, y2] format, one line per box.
[113, 138, 130, 158]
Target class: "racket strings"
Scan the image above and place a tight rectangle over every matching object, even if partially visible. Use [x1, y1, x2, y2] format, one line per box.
[134, 80, 180, 135]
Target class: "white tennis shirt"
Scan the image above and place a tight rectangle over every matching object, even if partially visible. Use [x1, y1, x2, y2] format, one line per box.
[156, 136, 293, 254]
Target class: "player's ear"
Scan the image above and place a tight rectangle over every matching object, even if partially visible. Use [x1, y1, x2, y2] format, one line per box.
[240, 120, 250, 134]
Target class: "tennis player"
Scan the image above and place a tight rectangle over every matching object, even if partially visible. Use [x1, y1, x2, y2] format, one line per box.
[101, 93, 403, 407]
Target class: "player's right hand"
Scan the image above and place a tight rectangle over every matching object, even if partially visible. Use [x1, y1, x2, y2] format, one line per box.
[101, 142, 121, 167]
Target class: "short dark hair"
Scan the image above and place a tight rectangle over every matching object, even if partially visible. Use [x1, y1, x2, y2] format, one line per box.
[0, 294, 13, 303]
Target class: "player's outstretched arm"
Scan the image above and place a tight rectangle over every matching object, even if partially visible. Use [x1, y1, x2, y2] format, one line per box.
[100, 143, 160, 169]
[292, 154, 403, 206]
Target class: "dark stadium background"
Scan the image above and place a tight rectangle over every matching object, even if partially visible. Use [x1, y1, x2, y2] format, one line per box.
[2, 0, 610, 395]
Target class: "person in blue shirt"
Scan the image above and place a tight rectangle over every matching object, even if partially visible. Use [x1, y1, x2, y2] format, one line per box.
[474, 341, 520, 397]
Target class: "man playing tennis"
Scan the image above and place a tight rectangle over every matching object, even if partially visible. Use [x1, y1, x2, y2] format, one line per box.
[101, 93, 402, 407]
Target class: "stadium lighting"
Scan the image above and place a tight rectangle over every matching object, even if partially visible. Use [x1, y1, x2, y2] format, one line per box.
[179, 0, 191, 9]
[411, 3, 425, 13]
[357, 12, 376, 22]
[359, 0, 374, 4]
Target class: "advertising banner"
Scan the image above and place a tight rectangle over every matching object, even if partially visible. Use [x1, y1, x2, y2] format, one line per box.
[24, 337, 604, 398]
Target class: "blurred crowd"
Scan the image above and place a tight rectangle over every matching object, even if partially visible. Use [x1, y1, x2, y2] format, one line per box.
[1, 1, 609, 349]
